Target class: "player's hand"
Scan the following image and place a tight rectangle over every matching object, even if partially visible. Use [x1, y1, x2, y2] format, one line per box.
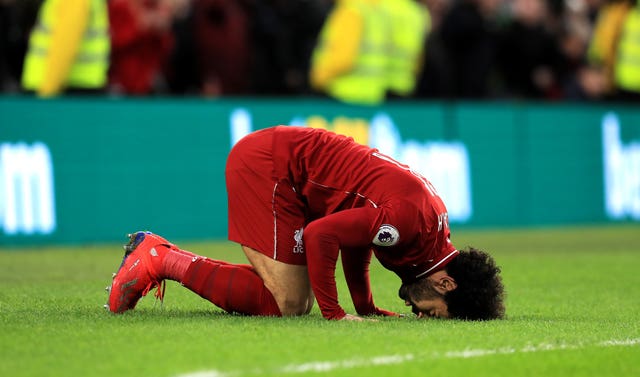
[373, 307, 400, 317]
[340, 314, 378, 322]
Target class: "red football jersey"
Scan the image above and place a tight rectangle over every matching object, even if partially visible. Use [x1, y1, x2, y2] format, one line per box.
[270, 126, 459, 319]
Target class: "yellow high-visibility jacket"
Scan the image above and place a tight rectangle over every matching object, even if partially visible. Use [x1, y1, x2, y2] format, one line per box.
[311, 0, 389, 105]
[22, 0, 110, 97]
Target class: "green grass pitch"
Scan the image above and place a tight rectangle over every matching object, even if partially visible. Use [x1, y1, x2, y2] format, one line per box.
[1, 225, 639, 377]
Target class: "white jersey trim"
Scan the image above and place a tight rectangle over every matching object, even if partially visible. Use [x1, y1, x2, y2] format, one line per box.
[307, 179, 379, 208]
[415, 250, 459, 279]
[272, 182, 279, 260]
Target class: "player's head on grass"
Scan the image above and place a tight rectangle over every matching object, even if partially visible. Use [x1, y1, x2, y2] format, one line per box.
[398, 248, 505, 320]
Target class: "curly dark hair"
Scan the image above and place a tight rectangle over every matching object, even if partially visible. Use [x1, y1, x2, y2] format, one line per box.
[444, 247, 505, 320]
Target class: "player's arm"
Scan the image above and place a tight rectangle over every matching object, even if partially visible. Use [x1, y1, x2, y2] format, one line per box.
[340, 246, 375, 315]
[304, 207, 394, 320]
[341, 247, 397, 317]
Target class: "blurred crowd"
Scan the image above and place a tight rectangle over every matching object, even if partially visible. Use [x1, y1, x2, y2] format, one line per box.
[1, 0, 639, 104]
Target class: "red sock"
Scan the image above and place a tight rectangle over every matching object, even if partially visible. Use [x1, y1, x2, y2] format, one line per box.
[179, 256, 282, 316]
[161, 247, 195, 281]
[162, 248, 255, 281]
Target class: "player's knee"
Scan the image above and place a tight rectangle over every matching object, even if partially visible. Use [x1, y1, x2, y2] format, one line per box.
[304, 291, 315, 314]
[278, 295, 311, 316]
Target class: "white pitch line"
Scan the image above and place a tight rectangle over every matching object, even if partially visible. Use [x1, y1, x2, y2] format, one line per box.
[175, 338, 640, 377]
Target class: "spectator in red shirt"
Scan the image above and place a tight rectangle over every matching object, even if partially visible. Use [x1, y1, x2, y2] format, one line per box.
[191, 0, 252, 96]
[107, 126, 505, 321]
[108, 0, 182, 95]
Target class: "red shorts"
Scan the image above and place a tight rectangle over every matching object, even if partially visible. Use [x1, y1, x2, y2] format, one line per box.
[225, 128, 307, 265]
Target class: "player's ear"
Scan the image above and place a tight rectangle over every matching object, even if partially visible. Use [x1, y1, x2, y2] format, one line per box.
[430, 271, 457, 294]
[438, 276, 457, 292]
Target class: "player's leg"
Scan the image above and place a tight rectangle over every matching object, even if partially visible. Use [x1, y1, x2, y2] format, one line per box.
[107, 231, 281, 316]
[178, 249, 282, 316]
[242, 245, 314, 315]
[166, 242, 314, 317]
[224, 127, 315, 315]
[160, 239, 313, 317]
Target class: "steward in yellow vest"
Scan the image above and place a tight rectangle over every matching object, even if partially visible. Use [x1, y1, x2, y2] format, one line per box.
[382, 0, 430, 97]
[310, 0, 389, 106]
[614, 2, 640, 96]
[21, 0, 110, 97]
[588, 0, 632, 95]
